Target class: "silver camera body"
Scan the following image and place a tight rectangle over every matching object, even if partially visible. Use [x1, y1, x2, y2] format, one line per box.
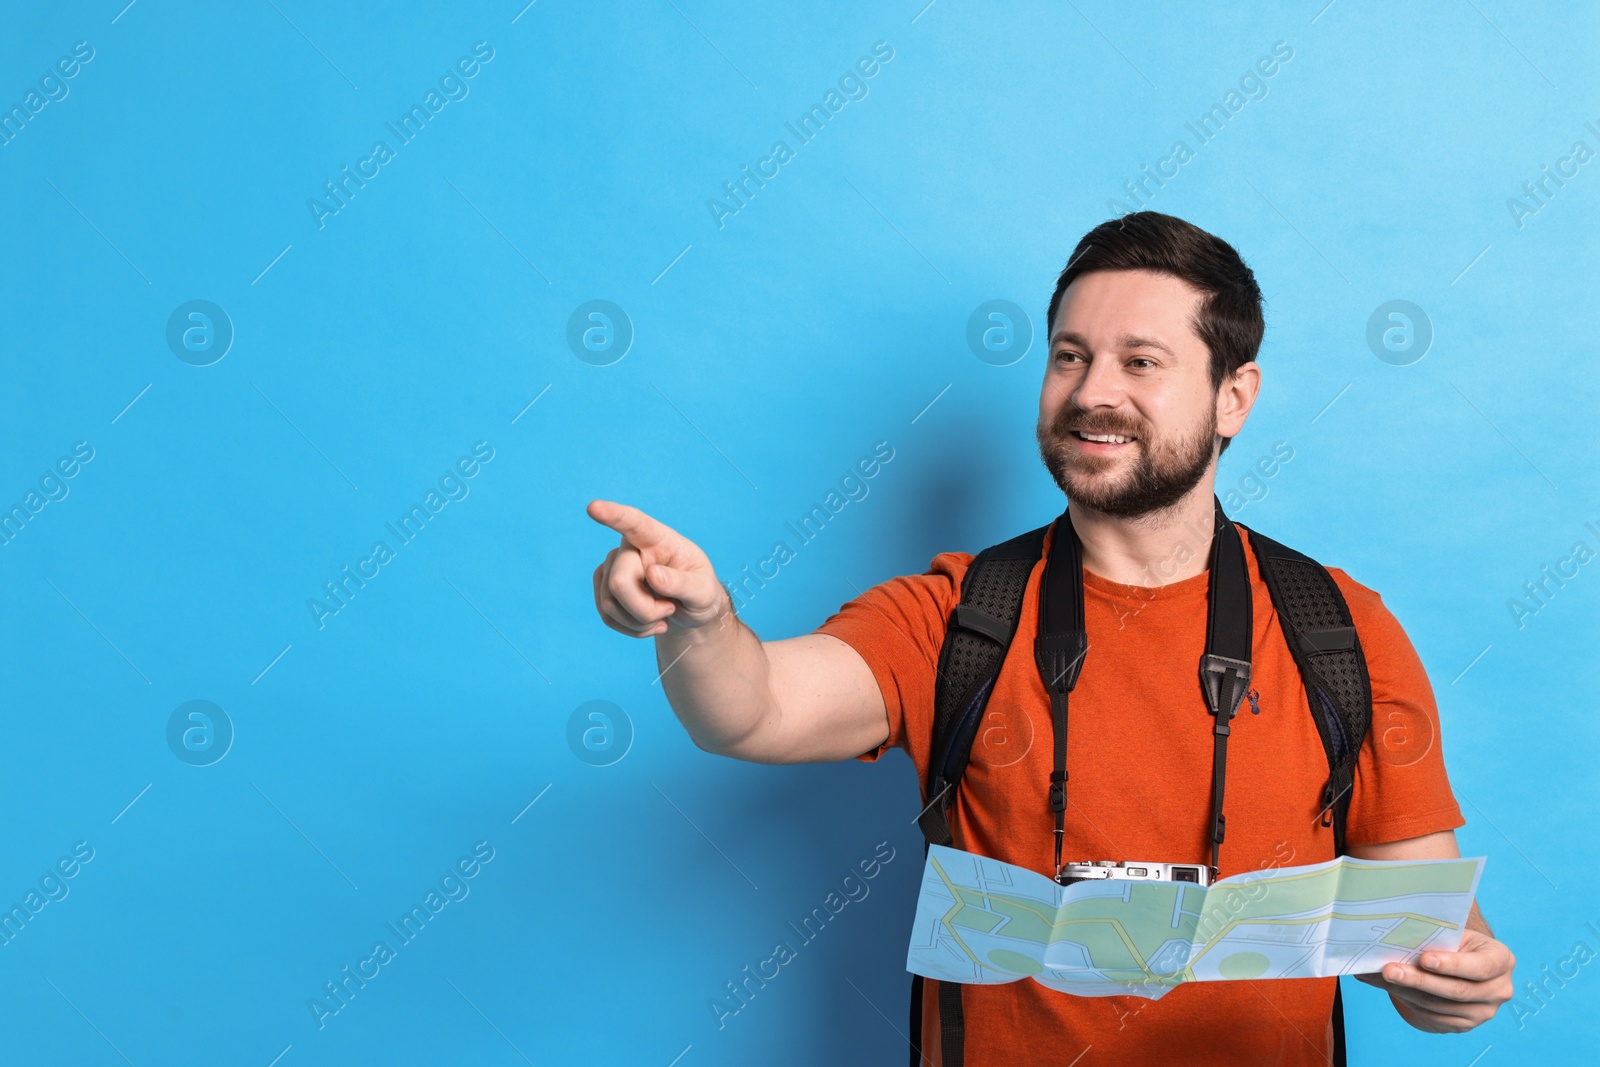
[1056, 859, 1212, 887]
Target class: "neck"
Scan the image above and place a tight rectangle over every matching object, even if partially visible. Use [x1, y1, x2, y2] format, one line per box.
[1066, 478, 1221, 588]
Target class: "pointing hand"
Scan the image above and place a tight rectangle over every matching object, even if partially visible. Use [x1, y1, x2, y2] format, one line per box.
[587, 500, 728, 638]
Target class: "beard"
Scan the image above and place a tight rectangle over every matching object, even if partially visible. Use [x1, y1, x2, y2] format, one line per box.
[1036, 397, 1218, 519]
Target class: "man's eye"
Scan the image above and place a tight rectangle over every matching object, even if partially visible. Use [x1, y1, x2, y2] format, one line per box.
[1055, 351, 1083, 363]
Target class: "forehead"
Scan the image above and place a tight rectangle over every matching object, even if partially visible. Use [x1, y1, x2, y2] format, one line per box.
[1049, 269, 1205, 353]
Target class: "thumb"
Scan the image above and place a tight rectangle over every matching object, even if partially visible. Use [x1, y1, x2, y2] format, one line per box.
[643, 560, 722, 618]
[644, 561, 683, 598]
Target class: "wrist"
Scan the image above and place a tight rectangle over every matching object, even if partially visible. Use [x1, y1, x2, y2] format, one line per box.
[658, 587, 738, 647]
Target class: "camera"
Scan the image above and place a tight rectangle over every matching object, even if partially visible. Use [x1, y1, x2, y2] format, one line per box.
[1056, 860, 1212, 887]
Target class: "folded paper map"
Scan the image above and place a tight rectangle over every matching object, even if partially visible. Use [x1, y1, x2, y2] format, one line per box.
[907, 845, 1484, 999]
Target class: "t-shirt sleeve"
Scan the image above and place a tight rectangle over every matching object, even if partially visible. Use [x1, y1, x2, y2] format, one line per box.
[1333, 571, 1467, 848]
[810, 552, 970, 773]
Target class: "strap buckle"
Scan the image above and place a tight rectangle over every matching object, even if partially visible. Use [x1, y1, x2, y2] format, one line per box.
[1200, 653, 1251, 720]
[1316, 775, 1353, 828]
[1035, 630, 1088, 694]
[1048, 771, 1067, 814]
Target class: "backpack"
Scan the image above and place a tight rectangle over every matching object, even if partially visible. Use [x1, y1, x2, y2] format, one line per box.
[907, 510, 1372, 1067]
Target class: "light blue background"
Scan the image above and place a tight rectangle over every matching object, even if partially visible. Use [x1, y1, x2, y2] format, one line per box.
[1, 1, 1594, 1063]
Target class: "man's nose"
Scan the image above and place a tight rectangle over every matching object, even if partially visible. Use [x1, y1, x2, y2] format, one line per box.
[1071, 354, 1125, 411]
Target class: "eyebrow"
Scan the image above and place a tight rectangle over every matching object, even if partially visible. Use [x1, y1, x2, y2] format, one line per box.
[1049, 330, 1175, 356]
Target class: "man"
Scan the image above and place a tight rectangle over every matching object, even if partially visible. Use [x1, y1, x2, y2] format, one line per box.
[587, 211, 1513, 1063]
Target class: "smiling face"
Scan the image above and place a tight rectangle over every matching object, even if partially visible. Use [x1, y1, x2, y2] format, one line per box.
[1037, 269, 1244, 519]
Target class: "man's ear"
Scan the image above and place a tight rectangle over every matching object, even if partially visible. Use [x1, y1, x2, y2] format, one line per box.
[1217, 361, 1261, 439]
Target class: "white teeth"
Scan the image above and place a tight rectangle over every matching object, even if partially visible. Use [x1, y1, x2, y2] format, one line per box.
[1078, 432, 1133, 444]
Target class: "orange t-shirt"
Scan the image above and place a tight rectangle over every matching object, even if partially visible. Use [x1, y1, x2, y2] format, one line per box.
[813, 515, 1464, 1066]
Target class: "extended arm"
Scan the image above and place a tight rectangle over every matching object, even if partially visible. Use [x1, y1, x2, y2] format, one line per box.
[588, 500, 890, 764]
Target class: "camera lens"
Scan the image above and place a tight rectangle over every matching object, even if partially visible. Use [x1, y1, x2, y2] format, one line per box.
[1172, 867, 1199, 883]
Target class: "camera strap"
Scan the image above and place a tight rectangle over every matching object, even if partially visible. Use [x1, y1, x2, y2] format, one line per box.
[1035, 494, 1253, 880]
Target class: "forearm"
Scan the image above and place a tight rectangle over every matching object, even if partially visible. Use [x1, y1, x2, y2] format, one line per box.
[655, 592, 782, 759]
[1466, 900, 1492, 938]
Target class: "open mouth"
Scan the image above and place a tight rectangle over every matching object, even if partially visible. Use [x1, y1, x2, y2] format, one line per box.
[1070, 430, 1137, 446]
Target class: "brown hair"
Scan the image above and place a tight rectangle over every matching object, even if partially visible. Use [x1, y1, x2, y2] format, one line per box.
[1045, 212, 1264, 456]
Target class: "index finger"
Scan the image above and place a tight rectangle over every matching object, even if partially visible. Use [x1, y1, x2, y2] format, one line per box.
[587, 499, 678, 549]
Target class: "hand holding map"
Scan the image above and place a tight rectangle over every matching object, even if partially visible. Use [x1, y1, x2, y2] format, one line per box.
[907, 845, 1485, 1000]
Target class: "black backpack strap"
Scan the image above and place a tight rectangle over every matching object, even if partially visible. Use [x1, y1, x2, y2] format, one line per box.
[916, 522, 1051, 848]
[909, 521, 1049, 1067]
[1332, 978, 1348, 1066]
[908, 954, 925, 1067]
[1239, 524, 1372, 1067]
[1238, 524, 1371, 847]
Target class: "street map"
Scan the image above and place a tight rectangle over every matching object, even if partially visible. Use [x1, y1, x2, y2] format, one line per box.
[907, 845, 1484, 998]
